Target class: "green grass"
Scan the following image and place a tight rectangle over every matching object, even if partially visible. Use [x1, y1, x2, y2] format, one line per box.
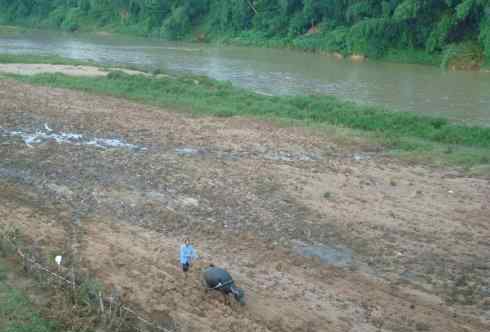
[13, 71, 490, 147]
[1, 54, 489, 170]
[383, 48, 443, 66]
[0, 259, 59, 332]
[480, 60, 490, 71]
[0, 25, 25, 36]
[0, 54, 96, 66]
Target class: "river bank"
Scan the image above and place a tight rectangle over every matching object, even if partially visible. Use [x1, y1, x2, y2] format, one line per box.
[1, 54, 489, 174]
[207, 32, 444, 67]
[3, 28, 490, 125]
[3, 23, 489, 70]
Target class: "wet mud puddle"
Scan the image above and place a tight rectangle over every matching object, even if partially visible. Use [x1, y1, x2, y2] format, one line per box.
[293, 240, 353, 267]
[0, 124, 145, 151]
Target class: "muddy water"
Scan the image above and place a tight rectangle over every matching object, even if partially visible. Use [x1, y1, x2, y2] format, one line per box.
[0, 125, 145, 150]
[293, 241, 353, 267]
[1, 30, 490, 125]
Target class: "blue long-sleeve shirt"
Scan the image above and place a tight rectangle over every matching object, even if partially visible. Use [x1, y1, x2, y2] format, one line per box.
[180, 244, 197, 264]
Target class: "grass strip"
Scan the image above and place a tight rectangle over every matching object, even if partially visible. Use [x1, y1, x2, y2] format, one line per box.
[11, 70, 490, 150]
[0, 259, 59, 332]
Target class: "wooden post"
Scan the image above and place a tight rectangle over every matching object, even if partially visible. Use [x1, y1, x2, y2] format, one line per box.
[71, 266, 77, 304]
[99, 291, 105, 314]
[23, 251, 29, 273]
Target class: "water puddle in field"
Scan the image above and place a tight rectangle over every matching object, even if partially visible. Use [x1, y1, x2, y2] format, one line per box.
[264, 151, 319, 161]
[2, 126, 318, 161]
[0, 167, 34, 185]
[175, 147, 207, 157]
[175, 146, 320, 162]
[293, 241, 353, 267]
[0, 124, 145, 151]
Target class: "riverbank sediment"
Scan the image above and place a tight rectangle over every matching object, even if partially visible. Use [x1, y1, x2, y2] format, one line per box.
[0, 63, 154, 77]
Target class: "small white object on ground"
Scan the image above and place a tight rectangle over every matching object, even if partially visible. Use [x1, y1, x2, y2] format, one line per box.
[44, 123, 53, 132]
[55, 255, 62, 266]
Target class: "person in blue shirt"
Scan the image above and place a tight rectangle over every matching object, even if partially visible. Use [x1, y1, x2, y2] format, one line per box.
[180, 238, 197, 277]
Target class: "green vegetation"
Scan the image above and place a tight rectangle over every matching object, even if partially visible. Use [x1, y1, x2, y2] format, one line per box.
[0, 259, 60, 332]
[1, 60, 487, 169]
[1, 1, 489, 67]
[441, 41, 485, 69]
[16, 71, 490, 149]
[0, 53, 95, 66]
[0, 24, 24, 35]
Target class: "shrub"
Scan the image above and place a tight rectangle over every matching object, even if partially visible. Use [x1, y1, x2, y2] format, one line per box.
[161, 6, 191, 40]
[480, 17, 490, 62]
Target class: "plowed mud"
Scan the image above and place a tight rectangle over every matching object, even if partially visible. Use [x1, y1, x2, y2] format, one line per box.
[0, 79, 489, 332]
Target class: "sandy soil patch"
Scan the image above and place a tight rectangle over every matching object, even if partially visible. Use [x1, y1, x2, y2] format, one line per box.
[0, 63, 152, 77]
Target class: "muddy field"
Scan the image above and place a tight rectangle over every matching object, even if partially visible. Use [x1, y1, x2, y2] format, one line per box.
[0, 79, 489, 332]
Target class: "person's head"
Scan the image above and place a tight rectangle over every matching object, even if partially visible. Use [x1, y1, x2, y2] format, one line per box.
[184, 238, 190, 245]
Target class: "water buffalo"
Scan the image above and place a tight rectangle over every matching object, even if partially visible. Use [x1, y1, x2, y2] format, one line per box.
[201, 265, 245, 305]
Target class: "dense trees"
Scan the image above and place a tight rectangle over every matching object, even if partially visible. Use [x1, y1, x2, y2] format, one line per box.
[1, 0, 489, 64]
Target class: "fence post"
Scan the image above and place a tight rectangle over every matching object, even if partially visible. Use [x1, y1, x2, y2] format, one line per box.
[99, 291, 105, 314]
[22, 250, 30, 273]
[71, 266, 77, 304]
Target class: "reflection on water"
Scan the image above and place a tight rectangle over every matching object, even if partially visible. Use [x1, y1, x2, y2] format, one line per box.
[1, 30, 489, 125]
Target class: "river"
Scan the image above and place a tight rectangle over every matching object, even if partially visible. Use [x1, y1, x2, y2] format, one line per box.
[1, 30, 489, 125]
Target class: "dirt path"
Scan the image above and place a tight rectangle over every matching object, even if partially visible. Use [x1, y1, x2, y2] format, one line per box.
[0, 79, 489, 331]
[0, 63, 157, 77]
